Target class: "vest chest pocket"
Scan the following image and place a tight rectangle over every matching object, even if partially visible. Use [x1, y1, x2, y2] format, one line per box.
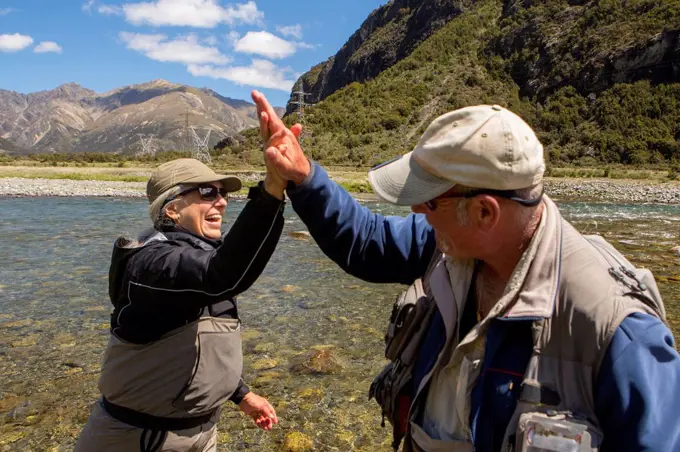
[172, 318, 243, 415]
[385, 279, 431, 364]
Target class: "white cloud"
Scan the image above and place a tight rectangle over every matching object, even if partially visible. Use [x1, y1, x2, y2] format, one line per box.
[0, 8, 15, 16]
[0, 33, 34, 52]
[296, 42, 316, 50]
[98, 4, 123, 15]
[82, 0, 95, 13]
[120, 32, 231, 65]
[234, 31, 297, 59]
[122, 0, 263, 28]
[202, 36, 218, 46]
[276, 24, 302, 40]
[34, 41, 63, 54]
[187, 60, 296, 92]
[226, 31, 240, 46]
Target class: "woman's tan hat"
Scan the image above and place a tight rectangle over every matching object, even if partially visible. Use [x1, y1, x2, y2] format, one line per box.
[146, 158, 242, 203]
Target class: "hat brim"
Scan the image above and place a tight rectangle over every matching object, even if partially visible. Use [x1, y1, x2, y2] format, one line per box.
[368, 152, 454, 205]
[183, 174, 242, 193]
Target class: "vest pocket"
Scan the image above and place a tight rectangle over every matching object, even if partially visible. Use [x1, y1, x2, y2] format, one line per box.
[172, 318, 243, 415]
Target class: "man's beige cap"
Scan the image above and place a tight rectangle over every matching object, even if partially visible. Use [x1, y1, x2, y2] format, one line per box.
[146, 158, 242, 203]
[368, 105, 545, 205]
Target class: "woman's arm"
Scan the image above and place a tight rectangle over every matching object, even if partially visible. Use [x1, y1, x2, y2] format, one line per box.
[127, 182, 285, 310]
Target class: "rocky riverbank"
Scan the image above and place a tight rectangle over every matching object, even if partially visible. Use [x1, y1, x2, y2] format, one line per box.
[546, 179, 680, 204]
[0, 176, 678, 204]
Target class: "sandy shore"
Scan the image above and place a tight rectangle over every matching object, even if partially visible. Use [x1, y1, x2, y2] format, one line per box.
[0, 176, 678, 204]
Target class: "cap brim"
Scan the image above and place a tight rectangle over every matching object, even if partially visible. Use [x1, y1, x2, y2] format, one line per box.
[368, 152, 454, 205]
[184, 174, 242, 193]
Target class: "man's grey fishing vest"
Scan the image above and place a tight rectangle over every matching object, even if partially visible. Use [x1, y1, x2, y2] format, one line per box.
[376, 197, 667, 452]
[98, 231, 244, 420]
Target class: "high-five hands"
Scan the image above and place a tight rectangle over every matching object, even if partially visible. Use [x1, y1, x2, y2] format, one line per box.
[251, 90, 311, 186]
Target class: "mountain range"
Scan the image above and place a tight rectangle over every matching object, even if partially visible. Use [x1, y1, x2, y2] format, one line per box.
[0, 79, 284, 155]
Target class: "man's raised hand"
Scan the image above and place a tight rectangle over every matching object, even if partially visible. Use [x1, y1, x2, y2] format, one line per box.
[251, 90, 308, 185]
[265, 128, 310, 186]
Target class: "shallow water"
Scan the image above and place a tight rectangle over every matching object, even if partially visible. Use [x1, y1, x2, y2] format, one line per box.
[0, 197, 678, 451]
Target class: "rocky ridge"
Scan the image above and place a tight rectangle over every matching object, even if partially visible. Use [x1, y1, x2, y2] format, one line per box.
[289, 0, 680, 109]
[0, 80, 283, 155]
[286, 0, 465, 114]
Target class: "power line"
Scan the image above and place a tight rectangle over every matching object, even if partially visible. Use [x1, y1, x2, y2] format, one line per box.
[190, 126, 212, 164]
[290, 90, 313, 144]
[135, 134, 156, 158]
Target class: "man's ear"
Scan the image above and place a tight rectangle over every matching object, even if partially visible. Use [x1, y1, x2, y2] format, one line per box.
[470, 196, 500, 231]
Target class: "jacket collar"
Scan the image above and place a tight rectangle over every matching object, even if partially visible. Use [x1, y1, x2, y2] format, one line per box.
[157, 224, 221, 251]
[501, 196, 562, 319]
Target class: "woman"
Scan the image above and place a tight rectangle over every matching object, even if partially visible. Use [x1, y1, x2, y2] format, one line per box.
[75, 158, 285, 451]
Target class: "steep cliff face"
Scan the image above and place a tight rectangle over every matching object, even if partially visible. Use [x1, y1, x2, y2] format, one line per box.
[286, 0, 465, 115]
[488, 0, 680, 99]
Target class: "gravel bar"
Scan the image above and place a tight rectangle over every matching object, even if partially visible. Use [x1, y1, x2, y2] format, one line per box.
[0, 177, 678, 204]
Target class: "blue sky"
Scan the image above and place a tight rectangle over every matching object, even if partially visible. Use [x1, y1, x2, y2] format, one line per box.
[0, 0, 386, 106]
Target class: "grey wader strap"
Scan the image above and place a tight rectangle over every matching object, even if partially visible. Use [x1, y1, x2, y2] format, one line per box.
[518, 319, 561, 407]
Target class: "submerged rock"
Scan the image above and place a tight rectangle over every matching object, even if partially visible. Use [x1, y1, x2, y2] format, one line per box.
[51, 333, 76, 348]
[0, 396, 24, 412]
[252, 371, 283, 387]
[281, 432, 313, 452]
[10, 335, 39, 347]
[0, 319, 31, 329]
[0, 430, 27, 446]
[296, 301, 323, 310]
[289, 348, 343, 375]
[4, 400, 34, 421]
[288, 231, 311, 240]
[252, 342, 276, 354]
[251, 358, 278, 371]
[671, 246, 680, 257]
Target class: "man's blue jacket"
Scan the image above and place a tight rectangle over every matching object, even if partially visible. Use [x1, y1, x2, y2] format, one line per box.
[287, 162, 680, 451]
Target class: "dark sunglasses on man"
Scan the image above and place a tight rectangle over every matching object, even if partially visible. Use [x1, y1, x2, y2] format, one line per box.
[424, 187, 544, 211]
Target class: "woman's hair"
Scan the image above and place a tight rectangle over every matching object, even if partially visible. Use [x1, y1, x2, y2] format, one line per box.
[148, 185, 183, 230]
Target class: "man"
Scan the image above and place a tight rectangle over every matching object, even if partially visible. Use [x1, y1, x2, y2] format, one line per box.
[251, 91, 680, 451]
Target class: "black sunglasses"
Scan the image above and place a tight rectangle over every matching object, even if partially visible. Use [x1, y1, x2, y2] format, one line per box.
[164, 184, 229, 207]
[424, 188, 544, 211]
[180, 184, 229, 201]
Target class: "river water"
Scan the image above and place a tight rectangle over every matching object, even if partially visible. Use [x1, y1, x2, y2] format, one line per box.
[0, 197, 678, 451]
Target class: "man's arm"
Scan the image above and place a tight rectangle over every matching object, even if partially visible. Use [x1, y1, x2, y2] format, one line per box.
[287, 161, 436, 285]
[594, 312, 680, 451]
[250, 89, 436, 284]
